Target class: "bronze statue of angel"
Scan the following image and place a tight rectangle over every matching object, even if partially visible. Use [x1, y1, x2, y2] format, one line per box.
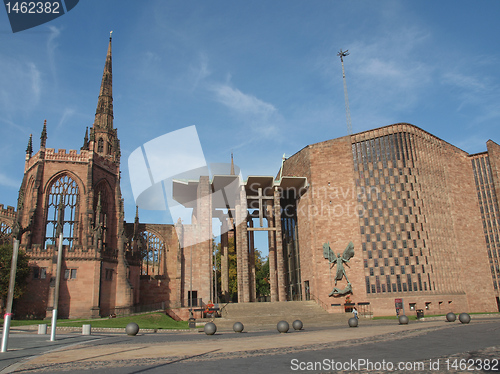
[323, 241, 354, 296]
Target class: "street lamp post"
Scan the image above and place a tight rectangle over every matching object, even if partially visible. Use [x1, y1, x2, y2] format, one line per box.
[50, 232, 64, 341]
[1, 239, 20, 353]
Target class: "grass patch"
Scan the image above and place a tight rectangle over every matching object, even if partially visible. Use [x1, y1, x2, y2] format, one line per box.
[3, 312, 189, 330]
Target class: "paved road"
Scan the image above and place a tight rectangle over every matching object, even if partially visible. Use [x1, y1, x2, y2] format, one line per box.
[1, 319, 499, 373]
[0, 331, 102, 373]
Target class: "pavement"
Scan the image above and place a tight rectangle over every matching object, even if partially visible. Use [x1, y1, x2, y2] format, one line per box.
[0, 315, 499, 373]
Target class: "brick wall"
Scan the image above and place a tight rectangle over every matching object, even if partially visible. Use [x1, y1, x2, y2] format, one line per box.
[283, 123, 498, 315]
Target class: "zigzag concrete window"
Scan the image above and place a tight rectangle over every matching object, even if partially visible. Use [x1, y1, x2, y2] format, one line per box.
[45, 175, 79, 250]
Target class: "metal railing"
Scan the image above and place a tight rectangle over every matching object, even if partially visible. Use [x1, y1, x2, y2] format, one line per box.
[308, 293, 331, 312]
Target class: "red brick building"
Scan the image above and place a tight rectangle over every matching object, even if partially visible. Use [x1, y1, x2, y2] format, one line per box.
[1, 36, 186, 319]
[281, 123, 500, 315]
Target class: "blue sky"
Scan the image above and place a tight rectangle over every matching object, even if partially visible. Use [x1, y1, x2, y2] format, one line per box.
[1, 1, 499, 243]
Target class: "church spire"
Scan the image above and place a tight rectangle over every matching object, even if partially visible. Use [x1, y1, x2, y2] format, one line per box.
[91, 33, 119, 161]
[26, 134, 33, 158]
[230, 152, 235, 175]
[40, 119, 47, 149]
[93, 32, 113, 131]
[81, 127, 89, 150]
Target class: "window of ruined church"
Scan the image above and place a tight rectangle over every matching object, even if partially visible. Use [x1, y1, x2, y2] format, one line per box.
[140, 230, 166, 277]
[0, 221, 12, 244]
[98, 138, 104, 153]
[45, 174, 79, 250]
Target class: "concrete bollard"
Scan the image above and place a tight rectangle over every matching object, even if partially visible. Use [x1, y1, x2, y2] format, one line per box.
[459, 313, 471, 324]
[126, 322, 139, 336]
[204, 322, 217, 335]
[38, 324, 47, 335]
[292, 320, 303, 330]
[398, 315, 409, 325]
[82, 324, 91, 335]
[348, 317, 358, 327]
[446, 312, 456, 322]
[233, 322, 244, 333]
[277, 321, 289, 333]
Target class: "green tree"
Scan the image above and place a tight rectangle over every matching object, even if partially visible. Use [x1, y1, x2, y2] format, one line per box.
[255, 253, 270, 298]
[213, 237, 238, 302]
[0, 242, 31, 314]
[213, 238, 270, 302]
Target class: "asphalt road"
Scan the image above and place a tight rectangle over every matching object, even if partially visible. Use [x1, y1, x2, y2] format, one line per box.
[1, 319, 499, 373]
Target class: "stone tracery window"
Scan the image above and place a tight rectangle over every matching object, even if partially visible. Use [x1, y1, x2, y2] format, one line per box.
[140, 230, 166, 277]
[0, 222, 12, 245]
[45, 175, 79, 249]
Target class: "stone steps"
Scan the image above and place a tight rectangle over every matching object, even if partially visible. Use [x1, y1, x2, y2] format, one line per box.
[209, 301, 351, 330]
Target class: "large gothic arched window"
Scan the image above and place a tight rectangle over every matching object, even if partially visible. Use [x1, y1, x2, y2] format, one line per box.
[140, 231, 166, 277]
[45, 175, 79, 249]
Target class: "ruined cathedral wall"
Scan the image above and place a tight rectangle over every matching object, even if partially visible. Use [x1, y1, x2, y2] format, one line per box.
[92, 164, 119, 250]
[0, 204, 16, 230]
[138, 224, 181, 308]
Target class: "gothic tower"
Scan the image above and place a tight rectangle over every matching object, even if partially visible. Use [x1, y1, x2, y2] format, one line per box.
[14, 35, 137, 319]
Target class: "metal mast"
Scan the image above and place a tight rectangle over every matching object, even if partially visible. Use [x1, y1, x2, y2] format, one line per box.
[338, 49, 352, 135]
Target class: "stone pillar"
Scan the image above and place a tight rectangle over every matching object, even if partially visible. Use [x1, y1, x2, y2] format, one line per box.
[240, 187, 249, 303]
[248, 218, 256, 302]
[235, 195, 243, 303]
[114, 219, 133, 313]
[196, 176, 212, 304]
[91, 259, 102, 317]
[274, 187, 286, 302]
[220, 218, 229, 302]
[174, 219, 184, 308]
[267, 201, 278, 302]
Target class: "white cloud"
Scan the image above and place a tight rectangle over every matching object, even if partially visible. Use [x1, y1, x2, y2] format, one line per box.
[210, 83, 276, 117]
[28, 62, 41, 104]
[57, 107, 76, 129]
[0, 58, 42, 113]
[0, 172, 21, 189]
[188, 53, 211, 91]
[47, 25, 61, 80]
[441, 71, 490, 92]
[209, 82, 282, 140]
